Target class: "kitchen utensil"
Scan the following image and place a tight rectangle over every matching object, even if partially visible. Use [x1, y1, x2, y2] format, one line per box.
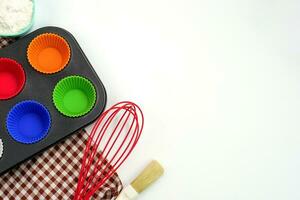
[0, 26, 107, 175]
[116, 160, 164, 200]
[74, 101, 144, 200]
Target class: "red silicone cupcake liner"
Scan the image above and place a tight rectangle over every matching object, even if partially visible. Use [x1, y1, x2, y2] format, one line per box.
[0, 58, 26, 100]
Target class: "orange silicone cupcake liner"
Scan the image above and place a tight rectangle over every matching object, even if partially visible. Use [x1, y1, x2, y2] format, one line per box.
[27, 33, 71, 74]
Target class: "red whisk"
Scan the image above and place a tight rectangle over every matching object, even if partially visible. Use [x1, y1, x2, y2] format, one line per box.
[73, 101, 144, 200]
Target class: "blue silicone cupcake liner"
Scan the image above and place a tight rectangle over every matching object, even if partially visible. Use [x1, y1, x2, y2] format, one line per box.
[6, 100, 51, 144]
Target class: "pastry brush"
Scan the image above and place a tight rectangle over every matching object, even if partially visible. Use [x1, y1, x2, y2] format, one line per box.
[116, 160, 164, 200]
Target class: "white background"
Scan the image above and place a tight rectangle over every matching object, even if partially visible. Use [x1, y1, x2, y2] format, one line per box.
[33, 0, 300, 199]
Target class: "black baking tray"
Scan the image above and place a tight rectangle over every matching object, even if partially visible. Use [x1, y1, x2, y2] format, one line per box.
[0, 26, 107, 175]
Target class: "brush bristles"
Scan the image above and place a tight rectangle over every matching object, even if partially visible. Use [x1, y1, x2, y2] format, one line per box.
[131, 160, 164, 193]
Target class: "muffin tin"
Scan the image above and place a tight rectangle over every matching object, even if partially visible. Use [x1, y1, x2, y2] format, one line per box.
[0, 27, 107, 175]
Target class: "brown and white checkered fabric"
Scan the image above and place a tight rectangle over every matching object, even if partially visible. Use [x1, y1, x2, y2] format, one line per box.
[0, 38, 123, 199]
[0, 37, 16, 48]
[0, 129, 123, 199]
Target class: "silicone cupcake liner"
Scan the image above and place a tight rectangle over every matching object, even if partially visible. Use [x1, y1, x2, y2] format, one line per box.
[6, 100, 51, 144]
[27, 33, 71, 74]
[0, 139, 3, 159]
[53, 76, 96, 117]
[0, 58, 26, 100]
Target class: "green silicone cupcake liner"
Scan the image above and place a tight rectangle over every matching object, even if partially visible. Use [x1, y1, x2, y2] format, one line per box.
[53, 75, 96, 117]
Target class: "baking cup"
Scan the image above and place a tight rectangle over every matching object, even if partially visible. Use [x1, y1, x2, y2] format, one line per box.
[6, 100, 51, 144]
[0, 139, 3, 159]
[27, 33, 71, 74]
[53, 76, 96, 117]
[0, 58, 26, 100]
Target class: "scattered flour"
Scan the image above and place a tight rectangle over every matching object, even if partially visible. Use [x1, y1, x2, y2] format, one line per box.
[0, 0, 33, 35]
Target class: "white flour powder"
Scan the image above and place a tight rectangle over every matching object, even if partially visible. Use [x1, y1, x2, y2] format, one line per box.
[0, 0, 33, 35]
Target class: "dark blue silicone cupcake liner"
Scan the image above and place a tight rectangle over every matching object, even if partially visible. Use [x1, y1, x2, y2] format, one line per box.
[6, 100, 51, 144]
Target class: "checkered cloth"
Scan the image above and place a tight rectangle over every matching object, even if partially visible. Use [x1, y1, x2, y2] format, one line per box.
[0, 37, 123, 199]
[0, 37, 16, 48]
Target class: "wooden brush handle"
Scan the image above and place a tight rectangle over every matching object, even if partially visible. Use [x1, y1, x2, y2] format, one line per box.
[116, 160, 164, 200]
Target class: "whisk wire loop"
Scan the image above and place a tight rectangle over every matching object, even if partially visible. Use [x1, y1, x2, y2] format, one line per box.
[74, 101, 144, 200]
